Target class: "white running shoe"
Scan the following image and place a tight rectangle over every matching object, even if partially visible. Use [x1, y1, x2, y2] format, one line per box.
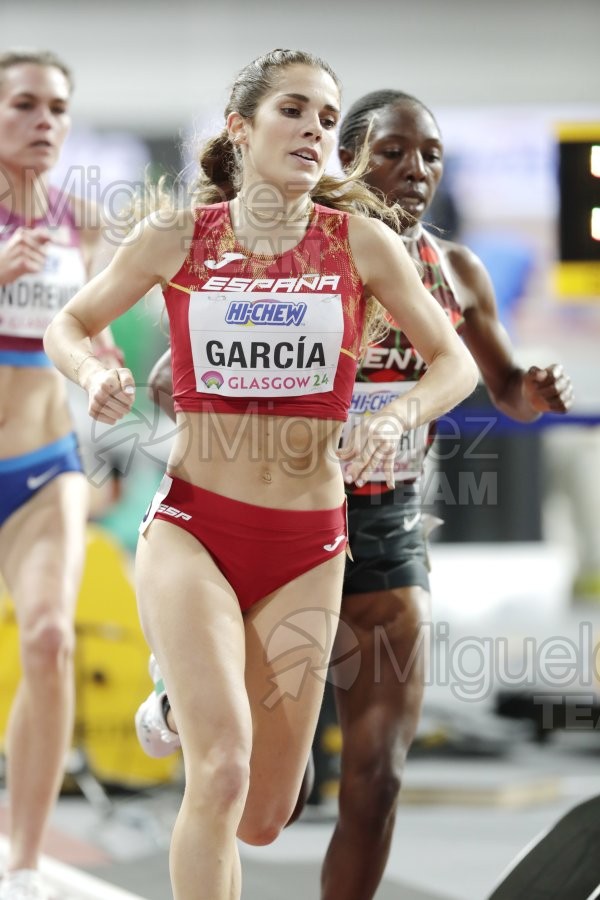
[0, 870, 50, 900]
[134, 654, 181, 758]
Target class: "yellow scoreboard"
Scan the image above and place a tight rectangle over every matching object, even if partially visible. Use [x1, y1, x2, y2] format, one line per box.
[555, 122, 600, 299]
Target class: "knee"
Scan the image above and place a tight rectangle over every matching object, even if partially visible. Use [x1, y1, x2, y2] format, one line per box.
[340, 762, 403, 825]
[21, 614, 74, 672]
[239, 752, 316, 844]
[370, 768, 403, 816]
[238, 812, 287, 847]
[189, 750, 250, 818]
[238, 790, 301, 846]
[208, 755, 250, 815]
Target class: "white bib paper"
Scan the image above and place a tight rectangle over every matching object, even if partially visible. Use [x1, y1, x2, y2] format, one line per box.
[0, 243, 86, 339]
[188, 291, 344, 397]
[341, 381, 429, 482]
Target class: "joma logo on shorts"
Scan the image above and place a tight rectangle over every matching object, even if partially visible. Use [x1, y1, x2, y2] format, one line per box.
[158, 504, 192, 521]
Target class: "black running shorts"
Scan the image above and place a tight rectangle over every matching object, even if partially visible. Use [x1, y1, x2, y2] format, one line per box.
[344, 482, 430, 594]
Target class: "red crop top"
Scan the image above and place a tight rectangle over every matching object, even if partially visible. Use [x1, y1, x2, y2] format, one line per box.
[162, 202, 367, 421]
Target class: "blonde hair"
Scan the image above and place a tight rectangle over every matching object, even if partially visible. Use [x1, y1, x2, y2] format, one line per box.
[0, 49, 73, 92]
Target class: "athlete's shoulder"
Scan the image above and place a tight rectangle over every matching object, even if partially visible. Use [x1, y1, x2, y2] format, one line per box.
[347, 212, 396, 244]
[114, 208, 196, 285]
[347, 215, 405, 274]
[432, 236, 495, 312]
[135, 207, 196, 245]
[440, 236, 486, 277]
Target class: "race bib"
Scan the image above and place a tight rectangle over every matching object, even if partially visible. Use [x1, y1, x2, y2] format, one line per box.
[0, 241, 86, 339]
[188, 291, 344, 397]
[341, 381, 429, 482]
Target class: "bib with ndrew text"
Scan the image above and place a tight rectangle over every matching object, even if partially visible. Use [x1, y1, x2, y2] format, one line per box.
[0, 235, 86, 339]
[188, 291, 344, 397]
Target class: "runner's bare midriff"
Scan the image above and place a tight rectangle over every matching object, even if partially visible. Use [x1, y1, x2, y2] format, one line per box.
[0, 366, 72, 458]
[167, 411, 345, 510]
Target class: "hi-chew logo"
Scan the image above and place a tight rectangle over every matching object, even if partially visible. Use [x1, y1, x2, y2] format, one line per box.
[225, 299, 307, 326]
[350, 389, 401, 415]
